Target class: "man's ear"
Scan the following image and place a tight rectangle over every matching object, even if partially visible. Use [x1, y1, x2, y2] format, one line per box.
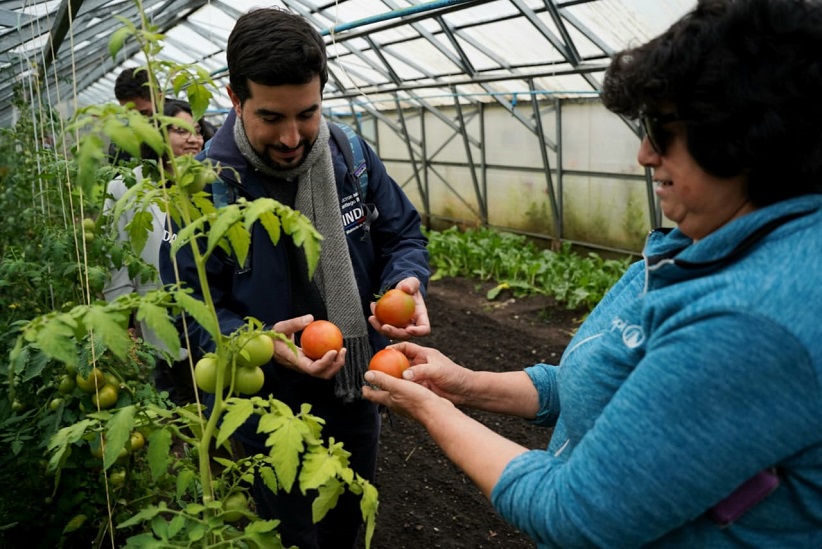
[226, 85, 242, 117]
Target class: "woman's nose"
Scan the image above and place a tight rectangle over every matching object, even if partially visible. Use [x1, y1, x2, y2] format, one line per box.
[637, 135, 660, 167]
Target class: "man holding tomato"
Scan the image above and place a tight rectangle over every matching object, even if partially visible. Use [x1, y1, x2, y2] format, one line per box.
[159, 7, 430, 549]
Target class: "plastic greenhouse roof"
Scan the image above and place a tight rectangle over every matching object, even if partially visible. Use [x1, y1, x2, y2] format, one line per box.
[0, 0, 695, 127]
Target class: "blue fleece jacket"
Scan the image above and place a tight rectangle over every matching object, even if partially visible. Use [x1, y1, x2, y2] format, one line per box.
[491, 194, 822, 547]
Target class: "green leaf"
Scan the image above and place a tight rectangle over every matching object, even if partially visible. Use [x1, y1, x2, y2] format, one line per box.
[136, 302, 181, 358]
[104, 117, 141, 159]
[260, 415, 310, 493]
[47, 419, 95, 473]
[359, 476, 379, 548]
[312, 477, 345, 523]
[217, 398, 254, 448]
[147, 427, 172, 481]
[126, 210, 155, 256]
[260, 465, 279, 494]
[34, 316, 77, 366]
[84, 306, 131, 360]
[177, 470, 198, 500]
[299, 439, 348, 493]
[76, 133, 106, 198]
[167, 514, 185, 538]
[63, 514, 87, 533]
[104, 406, 135, 469]
[117, 503, 167, 529]
[108, 27, 132, 60]
[186, 83, 212, 122]
[174, 290, 219, 341]
[206, 206, 244, 259]
[130, 113, 165, 156]
[169, 215, 208, 257]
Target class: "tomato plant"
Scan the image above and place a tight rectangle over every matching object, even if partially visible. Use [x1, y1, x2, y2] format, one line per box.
[374, 289, 415, 328]
[368, 348, 410, 378]
[301, 320, 343, 360]
[236, 333, 274, 368]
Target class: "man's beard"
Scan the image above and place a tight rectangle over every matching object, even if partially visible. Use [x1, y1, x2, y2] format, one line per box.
[260, 139, 314, 171]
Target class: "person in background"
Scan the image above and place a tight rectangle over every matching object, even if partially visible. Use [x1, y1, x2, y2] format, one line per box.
[109, 67, 157, 165]
[363, 0, 822, 546]
[104, 99, 204, 405]
[159, 7, 430, 549]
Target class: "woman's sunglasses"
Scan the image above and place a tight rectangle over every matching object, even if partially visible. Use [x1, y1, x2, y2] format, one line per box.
[640, 112, 681, 154]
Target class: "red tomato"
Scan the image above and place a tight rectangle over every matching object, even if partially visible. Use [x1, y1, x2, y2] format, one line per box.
[368, 348, 410, 378]
[301, 320, 344, 360]
[374, 289, 415, 328]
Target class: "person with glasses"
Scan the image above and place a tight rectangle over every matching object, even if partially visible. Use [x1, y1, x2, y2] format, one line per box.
[103, 99, 204, 405]
[362, 0, 822, 546]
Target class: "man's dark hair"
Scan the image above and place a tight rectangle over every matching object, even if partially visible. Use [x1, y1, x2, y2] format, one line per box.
[114, 67, 152, 103]
[226, 8, 328, 104]
[601, 0, 822, 206]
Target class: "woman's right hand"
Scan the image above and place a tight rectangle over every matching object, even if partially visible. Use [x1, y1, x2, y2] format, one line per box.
[270, 315, 346, 380]
[388, 342, 474, 406]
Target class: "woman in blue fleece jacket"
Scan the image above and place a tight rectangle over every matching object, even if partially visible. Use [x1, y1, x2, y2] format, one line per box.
[363, 0, 822, 546]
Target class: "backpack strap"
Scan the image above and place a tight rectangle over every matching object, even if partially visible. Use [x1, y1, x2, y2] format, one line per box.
[329, 121, 369, 201]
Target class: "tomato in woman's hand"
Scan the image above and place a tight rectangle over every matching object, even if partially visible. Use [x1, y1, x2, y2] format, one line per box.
[301, 320, 344, 360]
[368, 348, 410, 378]
[374, 289, 415, 328]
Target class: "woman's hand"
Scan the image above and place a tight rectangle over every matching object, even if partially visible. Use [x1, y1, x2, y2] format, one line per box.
[270, 315, 346, 380]
[368, 342, 474, 406]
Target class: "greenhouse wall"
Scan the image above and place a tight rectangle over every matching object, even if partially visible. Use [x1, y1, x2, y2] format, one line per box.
[347, 98, 664, 254]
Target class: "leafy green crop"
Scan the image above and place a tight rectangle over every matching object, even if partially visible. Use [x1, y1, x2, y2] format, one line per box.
[426, 226, 634, 312]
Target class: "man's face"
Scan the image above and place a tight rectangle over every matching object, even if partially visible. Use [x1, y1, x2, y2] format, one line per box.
[228, 77, 323, 170]
[119, 96, 154, 117]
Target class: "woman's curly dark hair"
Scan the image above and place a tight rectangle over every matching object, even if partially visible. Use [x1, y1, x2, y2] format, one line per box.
[601, 0, 822, 206]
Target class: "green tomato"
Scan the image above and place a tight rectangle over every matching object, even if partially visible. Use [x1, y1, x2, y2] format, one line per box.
[109, 469, 127, 487]
[236, 334, 274, 369]
[222, 492, 248, 523]
[76, 368, 105, 393]
[233, 366, 265, 395]
[57, 375, 76, 394]
[194, 356, 226, 394]
[82, 218, 96, 232]
[129, 431, 145, 452]
[91, 384, 119, 409]
[49, 398, 63, 411]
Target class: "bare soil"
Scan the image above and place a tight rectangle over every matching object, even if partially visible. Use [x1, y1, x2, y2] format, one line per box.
[361, 276, 583, 549]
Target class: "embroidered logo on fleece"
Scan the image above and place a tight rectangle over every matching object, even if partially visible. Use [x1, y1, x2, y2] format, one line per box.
[610, 317, 645, 349]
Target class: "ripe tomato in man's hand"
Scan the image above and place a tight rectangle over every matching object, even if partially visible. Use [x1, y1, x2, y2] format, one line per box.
[301, 320, 344, 360]
[368, 348, 410, 378]
[374, 289, 415, 328]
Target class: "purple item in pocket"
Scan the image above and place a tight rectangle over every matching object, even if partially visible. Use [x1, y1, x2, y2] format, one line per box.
[707, 469, 780, 526]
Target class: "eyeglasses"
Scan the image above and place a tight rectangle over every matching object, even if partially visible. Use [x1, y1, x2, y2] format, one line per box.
[640, 111, 681, 154]
[169, 126, 202, 139]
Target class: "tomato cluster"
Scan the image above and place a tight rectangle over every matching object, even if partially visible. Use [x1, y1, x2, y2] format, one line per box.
[194, 333, 273, 396]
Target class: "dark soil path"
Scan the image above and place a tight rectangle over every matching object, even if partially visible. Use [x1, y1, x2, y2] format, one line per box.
[361, 276, 583, 549]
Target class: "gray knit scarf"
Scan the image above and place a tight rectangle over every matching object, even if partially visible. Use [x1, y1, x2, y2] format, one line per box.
[234, 116, 371, 402]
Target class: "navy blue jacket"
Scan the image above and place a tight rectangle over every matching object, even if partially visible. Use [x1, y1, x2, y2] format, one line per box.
[159, 111, 429, 440]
